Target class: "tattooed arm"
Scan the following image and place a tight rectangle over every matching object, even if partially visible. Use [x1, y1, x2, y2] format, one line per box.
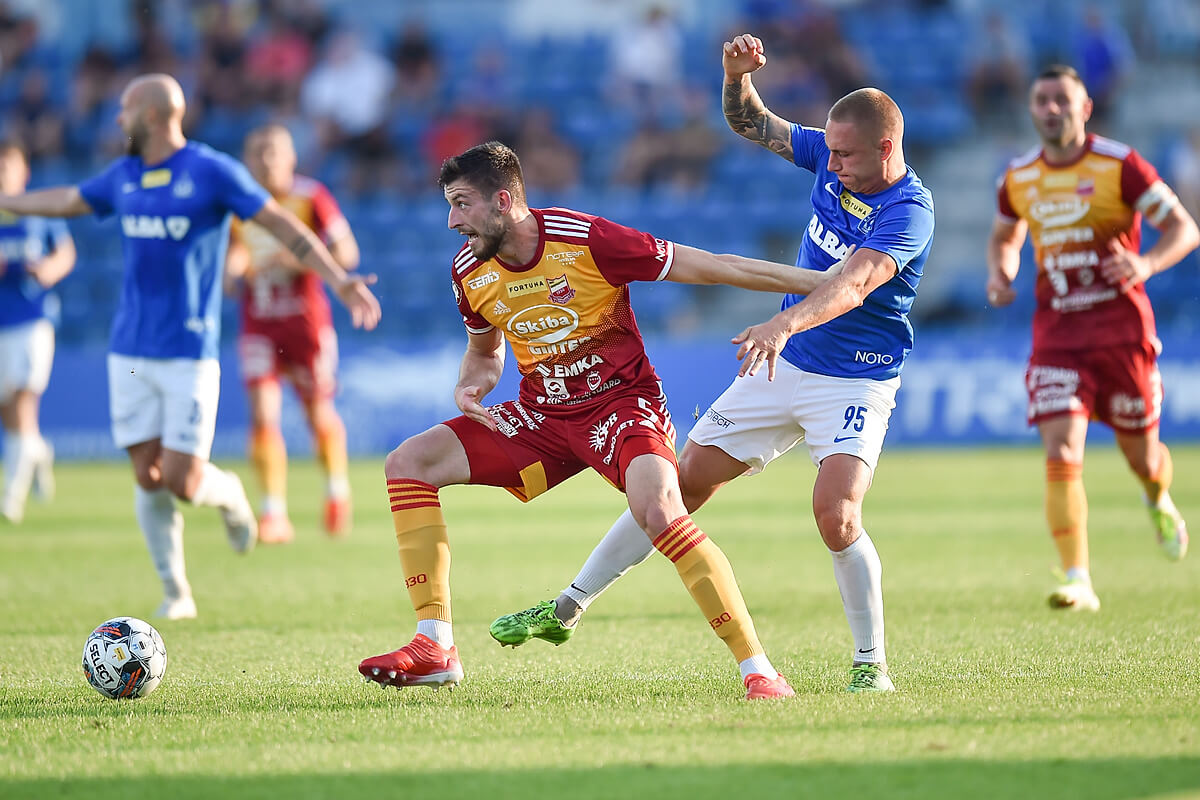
[250, 197, 381, 330]
[721, 33, 794, 162]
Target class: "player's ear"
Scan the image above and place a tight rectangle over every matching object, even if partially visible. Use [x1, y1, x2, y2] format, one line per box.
[1081, 95, 1094, 124]
[495, 189, 512, 214]
[879, 138, 894, 162]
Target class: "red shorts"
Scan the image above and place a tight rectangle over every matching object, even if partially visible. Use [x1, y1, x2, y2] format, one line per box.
[444, 386, 677, 502]
[238, 321, 338, 402]
[1026, 340, 1162, 432]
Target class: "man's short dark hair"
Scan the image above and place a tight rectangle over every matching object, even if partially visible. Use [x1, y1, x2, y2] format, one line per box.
[1036, 64, 1088, 91]
[438, 141, 526, 205]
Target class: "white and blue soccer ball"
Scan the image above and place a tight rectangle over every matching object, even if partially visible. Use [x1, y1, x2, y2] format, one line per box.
[81, 617, 167, 700]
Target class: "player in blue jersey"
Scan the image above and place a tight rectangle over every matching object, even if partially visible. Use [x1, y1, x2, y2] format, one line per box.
[0, 142, 76, 524]
[0, 74, 381, 619]
[490, 34, 934, 693]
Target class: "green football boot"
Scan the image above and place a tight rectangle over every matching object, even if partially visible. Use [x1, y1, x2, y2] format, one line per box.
[490, 600, 575, 647]
[847, 662, 895, 693]
[1147, 500, 1189, 561]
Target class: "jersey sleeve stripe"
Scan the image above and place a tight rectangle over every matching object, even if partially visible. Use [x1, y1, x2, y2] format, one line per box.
[1135, 181, 1179, 224]
[454, 250, 478, 274]
[464, 322, 494, 334]
[543, 226, 589, 239]
[654, 241, 674, 281]
[1091, 135, 1132, 160]
[542, 213, 591, 230]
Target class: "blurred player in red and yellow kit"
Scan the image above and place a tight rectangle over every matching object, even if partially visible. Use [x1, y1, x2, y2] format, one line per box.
[225, 124, 360, 543]
[358, 142, 840, 699]
[988, 65, 1199, 611]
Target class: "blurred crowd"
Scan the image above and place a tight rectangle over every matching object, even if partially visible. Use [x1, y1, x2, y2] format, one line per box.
[0, 0, 1198, 343]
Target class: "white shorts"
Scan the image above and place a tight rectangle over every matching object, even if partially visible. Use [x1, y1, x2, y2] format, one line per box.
[107, 354, 221, 459]
[0, 319, 54, 401]
[687, 359, 899, 474]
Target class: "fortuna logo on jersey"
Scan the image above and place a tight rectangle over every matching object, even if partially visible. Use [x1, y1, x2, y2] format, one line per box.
[546, 274, 576, 304]
[121, 215, 191, 240]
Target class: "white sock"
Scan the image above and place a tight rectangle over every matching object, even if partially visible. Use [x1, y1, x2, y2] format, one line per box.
[831, 530, 886, 665]
[261, 495, 287, 517]
[416, 619, 453, 648]
[327, 474, 351, 499]
[2, 431, 39, 513]
[135, 485, 190, 600]
[1065, 566, 1091, 584]
[560, 508, 656, 610]
[739, 654, 778, 681]
[188, 462, 246, 511]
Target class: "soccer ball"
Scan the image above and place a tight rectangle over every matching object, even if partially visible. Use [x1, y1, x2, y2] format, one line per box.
[81, 617, 167, 700]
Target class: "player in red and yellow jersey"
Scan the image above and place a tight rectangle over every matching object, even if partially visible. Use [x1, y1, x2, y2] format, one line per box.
[987, 65, 1199, 610]
[225, 124, 360, 543]
[358, 141, 839, 699]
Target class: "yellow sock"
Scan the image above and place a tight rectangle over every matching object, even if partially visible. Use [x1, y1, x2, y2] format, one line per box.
[653, 516, 763, 662]
[249, 424, 287, 501]
[1138, 442, 1173, 505]
[315, 416, 349, 489]
[387, 479, 451, 622]
[1046, 459, 1088, 572]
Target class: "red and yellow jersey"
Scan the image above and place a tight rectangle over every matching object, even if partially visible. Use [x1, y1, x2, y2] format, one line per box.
[233, 174, 350, 332]
[451, 207, 675, 414]
[997, 133, 1176, 350]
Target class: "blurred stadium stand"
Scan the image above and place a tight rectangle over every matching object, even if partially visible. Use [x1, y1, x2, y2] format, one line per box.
[1, 0, 1198, 350]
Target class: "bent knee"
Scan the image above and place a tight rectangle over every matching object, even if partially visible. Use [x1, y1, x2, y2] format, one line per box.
[383, 427, 462, 484]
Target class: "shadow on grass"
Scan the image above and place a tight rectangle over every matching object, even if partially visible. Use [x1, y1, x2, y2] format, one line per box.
[3, 758, 1199, 800]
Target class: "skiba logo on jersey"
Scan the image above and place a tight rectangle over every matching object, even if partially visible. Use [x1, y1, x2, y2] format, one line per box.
[121, 215, 192, 240]
[546, 274, 576, 305]
[507, 305, 580, 345]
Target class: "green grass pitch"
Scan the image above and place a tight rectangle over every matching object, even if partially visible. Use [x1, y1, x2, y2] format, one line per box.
[2, 446, 1199, 799]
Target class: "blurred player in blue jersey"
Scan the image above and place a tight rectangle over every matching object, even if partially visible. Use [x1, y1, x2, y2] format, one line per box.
[0, 74, 381, 619]
[0, 142, 76, 523]
[491, 34, 934, 693]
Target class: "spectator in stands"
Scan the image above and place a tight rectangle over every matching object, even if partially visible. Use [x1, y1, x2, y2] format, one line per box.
[391, 20, 441, 109]
[300, 29, 395, 192]
[66, 46, 121, 162]
[614, 87, 723, 194]
[195, 0, 252, 113]
[6, 69, 65, 163]
[245, 8, 314, 107]
[608, 5, 685, 116]
[1073, 4, 1133, 124]
[966, 12, 1032, 125]
[511, 108, 581, 195]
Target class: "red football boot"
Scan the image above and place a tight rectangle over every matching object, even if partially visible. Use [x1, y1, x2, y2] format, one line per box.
[744, 672, 796, 700]
[359, 634, 463, 689]
[324, 496, 352, 538]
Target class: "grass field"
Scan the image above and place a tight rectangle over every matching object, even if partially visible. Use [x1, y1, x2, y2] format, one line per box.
[2, 446, 1199, 799]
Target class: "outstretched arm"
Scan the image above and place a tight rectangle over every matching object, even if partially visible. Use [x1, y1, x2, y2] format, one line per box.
[0, 187, 91, 218]
[454, 328, 505, 431]
[732, 247, 897, 380]
[722, 33, 795, 163]
[28, 237, 77, 288]
[986, 214, 1026, 306]
[250, 197, 380, 330]
[665, 243, 838, 295]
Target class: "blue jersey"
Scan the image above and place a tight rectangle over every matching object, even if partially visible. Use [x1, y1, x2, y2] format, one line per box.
[780, 125, 934, 380]
[0, 213, 72, 329]
[78, 141, 269, 359]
